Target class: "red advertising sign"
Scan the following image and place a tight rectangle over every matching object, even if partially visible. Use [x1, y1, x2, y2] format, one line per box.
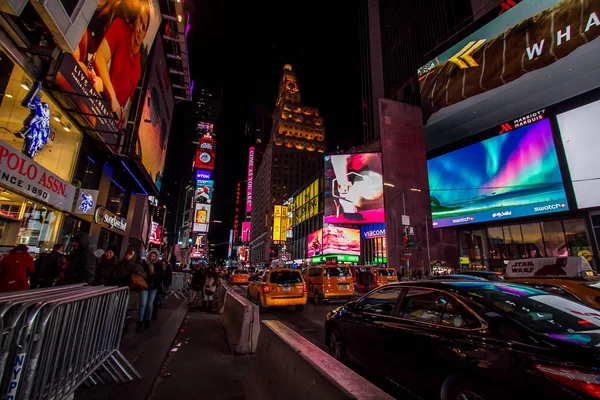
[195, 136, 215, 171]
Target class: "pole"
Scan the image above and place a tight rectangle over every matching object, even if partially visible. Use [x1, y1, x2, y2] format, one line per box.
[425, 213, 431, 273]
[402, 189, 409, 277]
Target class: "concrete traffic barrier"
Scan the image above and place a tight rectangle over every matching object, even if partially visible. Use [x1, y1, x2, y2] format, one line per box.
[217, 282, 229, 314]
[244, 320, 394, 400]
[219, 286, 260, 354]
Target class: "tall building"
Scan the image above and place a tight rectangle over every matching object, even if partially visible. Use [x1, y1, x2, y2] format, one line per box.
[250, 65, 326, 264]
[195, 88, 223, 139]
[358, 0, 474, 144]
[245, 104, 271, 173]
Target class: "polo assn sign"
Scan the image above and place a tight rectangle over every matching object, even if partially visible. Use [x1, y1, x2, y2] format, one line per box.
[0, 140, 75, 212]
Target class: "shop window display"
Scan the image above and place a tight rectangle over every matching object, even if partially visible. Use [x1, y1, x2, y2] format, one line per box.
[563, 218, 593, 267]
[541, 221, 566, 257]
[0, 51, 81, 182]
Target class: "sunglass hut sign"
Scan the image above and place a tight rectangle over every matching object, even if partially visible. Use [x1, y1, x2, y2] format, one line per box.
[0, 140, 75, 211]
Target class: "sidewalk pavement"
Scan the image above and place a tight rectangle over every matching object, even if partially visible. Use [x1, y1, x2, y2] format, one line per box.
[75, 295, 188, 400]
[149, 309, 254, 400]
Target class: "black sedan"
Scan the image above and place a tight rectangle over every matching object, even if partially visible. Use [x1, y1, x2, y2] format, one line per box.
[459, 271, 504, 281]
[325, 281, 600, 400]
[427, 274, 487, 281]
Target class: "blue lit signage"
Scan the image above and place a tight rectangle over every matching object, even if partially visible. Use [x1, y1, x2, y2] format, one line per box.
[196, 169, 212, 181]
[361, 223, 386, 239]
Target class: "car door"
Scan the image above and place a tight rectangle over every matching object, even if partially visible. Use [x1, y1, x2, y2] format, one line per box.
[388, 287, 484, 398]
[340, 286, 405, 370]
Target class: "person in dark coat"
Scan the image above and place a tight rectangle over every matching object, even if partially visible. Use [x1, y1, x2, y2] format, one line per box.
[117, 247, 137, 287]
[136, 250, 165, 330]
[188, 266, 206, 308]
[95, 244, 119, 285]
[0, 244, 35, 292]
[63, 232, 97, 284]
[32, 244, 63, 288]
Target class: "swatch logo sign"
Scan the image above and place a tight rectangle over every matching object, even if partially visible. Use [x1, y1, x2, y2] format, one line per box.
[534, 203, 567, 212]
[492, 211, 512, 218]
[452, 216, 474, 224]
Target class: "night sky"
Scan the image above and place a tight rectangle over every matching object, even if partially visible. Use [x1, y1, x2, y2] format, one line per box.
[162, 1, 363, 257]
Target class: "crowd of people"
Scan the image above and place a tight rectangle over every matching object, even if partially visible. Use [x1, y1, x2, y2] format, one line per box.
[0, 232, 174, 332]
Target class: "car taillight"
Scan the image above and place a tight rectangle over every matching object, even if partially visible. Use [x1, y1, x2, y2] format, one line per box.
[535, 365, 600, 398]
[302, 284, 306, 292]
[262, 286, 270, 293]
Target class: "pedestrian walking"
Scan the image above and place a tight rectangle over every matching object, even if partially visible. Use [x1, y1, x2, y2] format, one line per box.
[0, 244, 35, 292]
[136, 250, 164, 331]
[203, 270, 218, 313]
[118, 247, 138, 287]
[95, 245, 119, 285]
[32, 244, 63, 288]
[188, 266, 206, 308]
[63, 232, 97, 284]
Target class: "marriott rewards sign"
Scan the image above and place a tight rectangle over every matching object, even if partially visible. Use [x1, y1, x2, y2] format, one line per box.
[0, 140, 76, 211]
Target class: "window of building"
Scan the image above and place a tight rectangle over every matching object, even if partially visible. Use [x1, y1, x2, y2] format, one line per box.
[541, 221, 566, 256]
[106, 180, 130, 216]
[503, 225, 523, 259]
[488, 227, 504, 260]
[563, 218, 593, 264]
[521, 223, 544, 258]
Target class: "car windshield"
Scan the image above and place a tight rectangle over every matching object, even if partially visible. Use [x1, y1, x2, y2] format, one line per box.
[377, 269, 396, 276]
[325, 267, 350, 277]
[454, 282, 600, 333]
[269, 271, 302, 284]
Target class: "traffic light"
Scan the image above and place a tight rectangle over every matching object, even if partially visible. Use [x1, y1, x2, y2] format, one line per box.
[403, 236, 409, 249]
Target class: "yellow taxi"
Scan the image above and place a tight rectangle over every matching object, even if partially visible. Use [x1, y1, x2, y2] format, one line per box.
[504, 256, 600, 309]
[247, 268, 307, 311]
[229, 269, 250, 285]
[302, 265, 354, 304]
[374, 267, 399, 286]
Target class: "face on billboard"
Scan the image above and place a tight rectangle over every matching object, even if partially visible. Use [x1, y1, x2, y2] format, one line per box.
[427, 119, 568, 228]
[324, 153, 384, 224]
[557, 99, 600, 209]
[322, 226, 360, 256]
[64, 0, 161, 131]
[196, 137, 215, 170]
[307, 229, 323, 257]
[195, 180, 214, 204]
[193, 204, 211, 232]
[138, 38, 173, 187]
[419, 0, 600, 150]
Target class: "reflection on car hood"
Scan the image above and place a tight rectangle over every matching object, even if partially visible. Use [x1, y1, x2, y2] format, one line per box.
[546, 330, 600, 347]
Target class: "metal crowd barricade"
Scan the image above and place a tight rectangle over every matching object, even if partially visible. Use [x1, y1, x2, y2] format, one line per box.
[0, 284, 140, 400]
[165, 272, 187, 299]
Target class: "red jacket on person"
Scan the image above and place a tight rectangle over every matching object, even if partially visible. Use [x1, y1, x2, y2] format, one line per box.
[0, 251, 35, 292]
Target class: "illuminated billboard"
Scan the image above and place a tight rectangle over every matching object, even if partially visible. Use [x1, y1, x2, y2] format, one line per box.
[193, 204, 211, 232]
[324, 153, 384, 224]
[56, 0, 161, 146]
[197, 122, 214, 135]
[427, 119, 569, 228]
[557, 99, 600, 209]
[195, 136, 215, 170]
[292, 179, 319, 226]
[307, 229, 323, 257]
[195, 180, 214, 204]
[149, 222, 162, 244]
[272, 205, 288, 244]
[196, 169, 212, 181]
[137, 38, 174, 188]
[246, 146, 254, 213]
[322, 226, 360, 256]
[242, 221, 251, 242]
[418, 0, 600, 149]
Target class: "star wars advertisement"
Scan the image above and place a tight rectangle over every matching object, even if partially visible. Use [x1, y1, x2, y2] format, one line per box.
[195, 136, 215, 171]
[137, 38, 174, 188]
[195, 180, 214, 204]
[193, 204, 211, 233]
[324, 153, 384, 224]
[419, 0, 600, 150]
[55, 0, 161, 149]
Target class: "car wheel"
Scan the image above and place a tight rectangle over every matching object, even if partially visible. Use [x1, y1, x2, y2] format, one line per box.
[314, 291, 323, 305]
[328, 326, 347, 363]
[448, 383, 487, 400]
[295, 305, 305, 312]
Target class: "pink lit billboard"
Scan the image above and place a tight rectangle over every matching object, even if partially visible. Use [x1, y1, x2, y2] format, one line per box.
[307, 229, 323, 258]
[242, 221, 251, 242]
[245, 147, 255, 213]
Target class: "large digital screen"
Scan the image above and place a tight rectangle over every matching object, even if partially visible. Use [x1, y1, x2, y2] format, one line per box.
[195, 136, 215, 170]
[193, 204, 211, 232]
[272, 205, 288, 244]
[428, 119, 569, 228]
[557, 99, 600, 209]
[149, 222, 161, 244]
[419, 0, 600, 150]
[246, 147, 254, 213]
[324, 153, 384, 224]
[307, 229, 323, 258]
[322, 226, 360, 256]
[137, 38, 174, 189]
[241, 221, 251, 242]
[195, 180, 214, 204]
[292, 179, 319, 225]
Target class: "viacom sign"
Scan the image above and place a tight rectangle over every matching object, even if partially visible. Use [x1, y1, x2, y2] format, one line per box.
[361, 223, 386, 239]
